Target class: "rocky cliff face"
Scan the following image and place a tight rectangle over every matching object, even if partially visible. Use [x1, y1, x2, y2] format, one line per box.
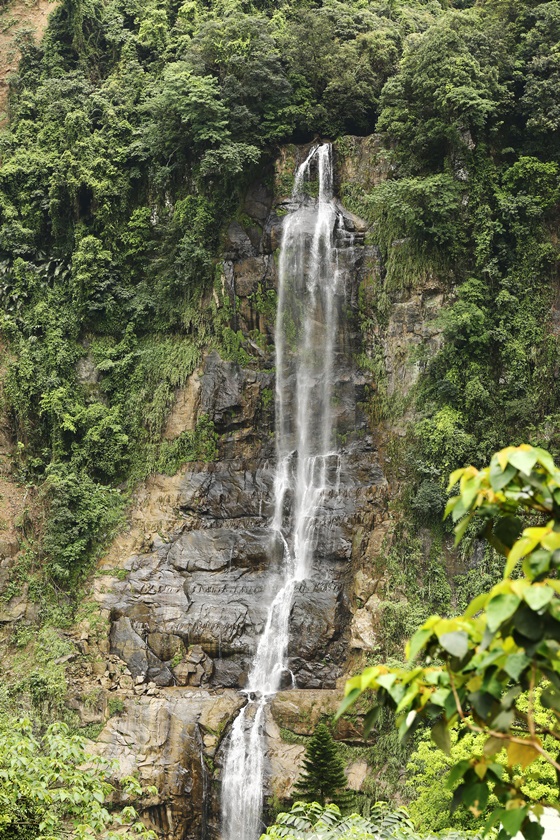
[61, 137, 446, 839]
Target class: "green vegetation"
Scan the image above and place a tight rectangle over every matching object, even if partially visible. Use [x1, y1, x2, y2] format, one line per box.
[294, 724, 353, 811]
[0, 0, 558, 825]
[0, 0, 555, 601]
[0, 716, 155, 839]
[260, 801, 415, 840]
[340, 445, 560, 840]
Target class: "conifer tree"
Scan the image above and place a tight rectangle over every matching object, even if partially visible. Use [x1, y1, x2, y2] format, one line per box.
[293, 723, 353, 811]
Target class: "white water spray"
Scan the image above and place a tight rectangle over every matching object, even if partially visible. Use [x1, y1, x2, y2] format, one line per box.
[221, 144, 344, 840]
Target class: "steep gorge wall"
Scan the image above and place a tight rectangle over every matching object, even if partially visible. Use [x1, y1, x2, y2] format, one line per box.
[52, 138, 447, 839]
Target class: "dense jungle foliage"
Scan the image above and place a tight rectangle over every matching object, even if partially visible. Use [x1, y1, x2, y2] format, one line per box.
[1, 0, 558, 607]
[0, 0, 558, 832]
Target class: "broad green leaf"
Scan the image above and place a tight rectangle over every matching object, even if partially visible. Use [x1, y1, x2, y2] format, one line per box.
[486, 593, 521, 632]
[513, 604, 545, 640]
[461, 476, 481, 510]
[508, 448, 538, 475]
[452, 496, 467, 523]
[504, 652, 530, 681]
[465, 591, 488, 617]
[376, 673, 398, 691]
[395, 683, 420, 714]
[489, 462, 517, 491]
[463, 780, 489, 813]
[534, 447, 556, 474]
[336, 687, 361, 718]
[492, 708, 515, 732]
[439, 630, 469, 659]
[505, 533, 543, 578]
[447, 468, 466, 492]
[363, 705, 381, 738]
[493, 516, 523, 549]
[541, 532, 560, 551]
[431, 719, 451, 754]
[501, 806, 528, 836]
[523, 584, 553, 612]
[407, 628, 433, 660]
[484, 735, 504, 757]
[497, 447, 516, 470]
[430, 687, 451, 707]
[445, 497, 459, 519]
[540, 686, 560, 712]
[522, 820, 545, 840]
[454, 511, 474, 545]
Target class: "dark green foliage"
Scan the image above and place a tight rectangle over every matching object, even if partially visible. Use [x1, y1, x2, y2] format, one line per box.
[0, 0, 423, 588]
[294, 724, 353, 811]
[0, 0, 558, 618]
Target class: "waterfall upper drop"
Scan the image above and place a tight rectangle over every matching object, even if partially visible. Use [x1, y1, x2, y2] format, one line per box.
[221, 143, 350, 840]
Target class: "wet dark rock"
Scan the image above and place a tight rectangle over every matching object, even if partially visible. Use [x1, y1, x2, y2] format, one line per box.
[288, 658, 340, 689]
[200, 352, 244, 427]
[211, 657, 247, 688]
[178, 461, 275, 520]
[110, 617, 174, 686]
[225, 221, 254, 259]
[244, 181, 273, 224]
[288, 585, 340, 659]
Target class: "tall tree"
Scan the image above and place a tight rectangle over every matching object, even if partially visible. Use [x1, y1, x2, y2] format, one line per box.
[294, 724, 352, 811]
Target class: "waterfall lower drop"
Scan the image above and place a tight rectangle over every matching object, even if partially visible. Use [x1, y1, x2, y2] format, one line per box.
[221, 143, 345, 840]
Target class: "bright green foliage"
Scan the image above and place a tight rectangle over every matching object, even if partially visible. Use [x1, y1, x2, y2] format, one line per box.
[260, 801, 414, 840]
[407, 720, 559, 834]
[339, 445, 560, 840]
[294, 724, 353, 811]
[0, 717, 155, 839]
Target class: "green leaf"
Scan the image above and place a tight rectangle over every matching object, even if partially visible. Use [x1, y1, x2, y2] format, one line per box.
[486, 593, 521, 632]
[454, 511, 474, 545]
[493, 516, 523, 549]
[439, 630, 469, 659]
[363, 706, 381, 738]
[463, 780, 489, 812]
[465, 591, 488, 617]
[407, 628, 432, 660]
[447, 468, 466, 492]
[505, 537, 537, 578]
[523, 584, 553, 612]
[445, 758, 471, 790]
[491, 708, 515, 732]
[336, 687, 361, 719]
[508, 449, 538, 475]
[431, 719, 451, 754]
[522, 820, 545, 840]
[489, 462, 517, 491]
[513, 604, 545, 641]
[541, 686, 560, 712]
[501, 806, 528, 836]
[483, 736, 504, 757]
[451, 496, 467, 523]
[504, 652, 530, 681]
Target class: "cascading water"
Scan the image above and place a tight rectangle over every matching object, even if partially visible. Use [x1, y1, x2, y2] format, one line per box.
[221, 143, 346, 840]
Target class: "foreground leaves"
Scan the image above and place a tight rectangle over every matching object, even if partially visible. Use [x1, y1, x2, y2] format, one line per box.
[339, 446, 560, 840]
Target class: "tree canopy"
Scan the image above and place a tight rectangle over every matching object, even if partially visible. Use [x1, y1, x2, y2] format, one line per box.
[293, 724, 353, 811]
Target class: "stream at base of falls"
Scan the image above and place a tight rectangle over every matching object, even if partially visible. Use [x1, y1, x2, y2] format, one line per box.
[221, 143, 350, 840]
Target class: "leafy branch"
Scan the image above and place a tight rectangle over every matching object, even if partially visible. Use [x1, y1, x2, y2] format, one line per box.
[338, 445, 560, 840]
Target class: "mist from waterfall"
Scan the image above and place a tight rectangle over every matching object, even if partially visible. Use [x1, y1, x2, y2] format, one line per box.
[221, 144, 343, 840]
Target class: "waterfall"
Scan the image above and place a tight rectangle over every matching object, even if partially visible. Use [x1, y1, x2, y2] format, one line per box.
[221, 144, 344, 840]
